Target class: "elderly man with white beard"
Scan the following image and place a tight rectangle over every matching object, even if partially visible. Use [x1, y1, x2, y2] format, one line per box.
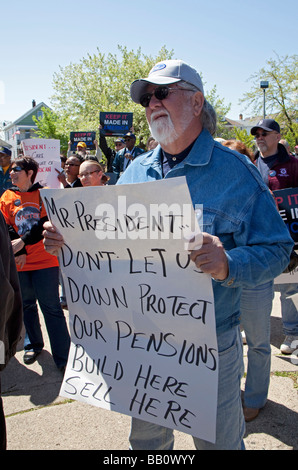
[43, 60, 293, 450]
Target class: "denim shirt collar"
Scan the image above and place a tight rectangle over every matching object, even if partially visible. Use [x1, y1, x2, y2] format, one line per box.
[140, 129, 215, 169]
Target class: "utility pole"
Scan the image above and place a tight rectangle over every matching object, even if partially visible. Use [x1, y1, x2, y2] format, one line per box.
[260, 81, 269, 118]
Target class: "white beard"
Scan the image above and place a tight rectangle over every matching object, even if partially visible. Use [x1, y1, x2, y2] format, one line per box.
[149, 106, 193, 147]
[149, 111, 179, 146]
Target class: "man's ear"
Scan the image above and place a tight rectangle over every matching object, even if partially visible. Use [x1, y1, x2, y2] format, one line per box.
[192, 91, 205, 117]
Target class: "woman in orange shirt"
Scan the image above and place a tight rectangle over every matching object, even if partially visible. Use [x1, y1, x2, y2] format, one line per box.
[0, 156, 70, 370]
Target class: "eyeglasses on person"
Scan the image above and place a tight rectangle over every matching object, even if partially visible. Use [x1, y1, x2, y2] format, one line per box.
[254, 131, 277, 139]
[139, 85, 193, 108]
[78, 170, 100, 179]
[65, 162, 80, 167]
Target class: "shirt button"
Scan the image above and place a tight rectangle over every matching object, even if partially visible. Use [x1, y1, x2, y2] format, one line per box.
[227, 279, 235, 286]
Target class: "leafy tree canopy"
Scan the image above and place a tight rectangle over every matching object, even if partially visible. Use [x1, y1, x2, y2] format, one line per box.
[32, 106, 69, 153]
[33, 45, 232, 152]
[240, 52, 298, 145]
[50, 45, 174, 147]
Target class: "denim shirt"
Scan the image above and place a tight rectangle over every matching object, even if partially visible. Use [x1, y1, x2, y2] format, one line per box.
[118, 129, 293, 334]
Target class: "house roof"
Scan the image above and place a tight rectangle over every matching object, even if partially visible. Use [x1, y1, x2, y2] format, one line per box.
[3, 102, 50, 130]
[224, 116, 263, 128]
[0, 138, 12, 148]
[224, 113, 281, 129]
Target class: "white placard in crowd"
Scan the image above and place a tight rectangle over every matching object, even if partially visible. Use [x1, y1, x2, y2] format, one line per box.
[22, 138, 61, 188]
[41, 177, 218, 443]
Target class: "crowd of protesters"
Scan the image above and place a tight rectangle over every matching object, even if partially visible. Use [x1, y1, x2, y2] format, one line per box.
[0, 59, 297, 450]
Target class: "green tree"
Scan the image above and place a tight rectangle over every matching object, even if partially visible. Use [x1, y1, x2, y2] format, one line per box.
[50, 45, 174, 146]
[36, 47, 233, 152]
[240, 53, 298, 146]
[32, 107, 69, 154]
[233, 128, 255, 149]
[204, 84, 231, 138]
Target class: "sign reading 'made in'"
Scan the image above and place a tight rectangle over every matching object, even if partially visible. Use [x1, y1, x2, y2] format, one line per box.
[70, 132, 96, 151]
[41, 177, 218, 443]
[100, 112, 133, 136]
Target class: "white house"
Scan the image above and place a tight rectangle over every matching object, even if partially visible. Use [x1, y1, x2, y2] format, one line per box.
[3, 101, 50, 158]
[224, 114, 263, 134]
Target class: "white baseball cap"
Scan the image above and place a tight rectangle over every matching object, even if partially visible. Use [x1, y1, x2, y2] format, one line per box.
[130, 59, 204, 104]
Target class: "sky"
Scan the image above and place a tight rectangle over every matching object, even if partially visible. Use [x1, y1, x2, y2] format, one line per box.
[1, 0, 297, 126]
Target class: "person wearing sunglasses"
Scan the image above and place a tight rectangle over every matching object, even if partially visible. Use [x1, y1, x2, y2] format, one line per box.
[251, 119, 298, 360]
[43, 60, 293, 450]
[112, 131, 144, 181]
[0, 156, 70, 371]
[57, 155, 83, 188]
[251, 119, 298, 189]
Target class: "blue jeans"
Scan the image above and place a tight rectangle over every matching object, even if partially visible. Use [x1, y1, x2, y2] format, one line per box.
[129, 327, 245, 450]
[19, 267, 70, 368]
[275, 283, 298, 336]
[240, 281, 274, 409]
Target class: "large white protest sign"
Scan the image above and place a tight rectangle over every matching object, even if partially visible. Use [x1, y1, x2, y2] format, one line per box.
[41, 177, 218, 443]
[22, 138, 61, 188]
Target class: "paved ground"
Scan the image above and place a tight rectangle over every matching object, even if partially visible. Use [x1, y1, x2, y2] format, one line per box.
[2, 291, 297, 451]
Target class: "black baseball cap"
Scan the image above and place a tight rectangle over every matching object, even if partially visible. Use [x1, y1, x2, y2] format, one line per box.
[251, 119, 280, 135]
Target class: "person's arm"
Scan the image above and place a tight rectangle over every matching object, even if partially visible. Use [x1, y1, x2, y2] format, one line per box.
[189, 233, 229, 280]
[7, 225, 26, 255]
[94, 140, 102, 162]
[55, 169, 68, 187]
[99, 127, 118, 171]
[67, 140, 72, 158]
[99, 132, 113, 158]
[112, 151, 122, 180]
[193, 190, 293, 288]
[20, 216, 48, 246]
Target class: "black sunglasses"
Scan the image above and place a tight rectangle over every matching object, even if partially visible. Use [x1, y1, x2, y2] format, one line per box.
[254, 131, 275, 139]
[139, 86, 179, 108]
[10, 166, 24, 173]
[139, 85, 195, 108]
